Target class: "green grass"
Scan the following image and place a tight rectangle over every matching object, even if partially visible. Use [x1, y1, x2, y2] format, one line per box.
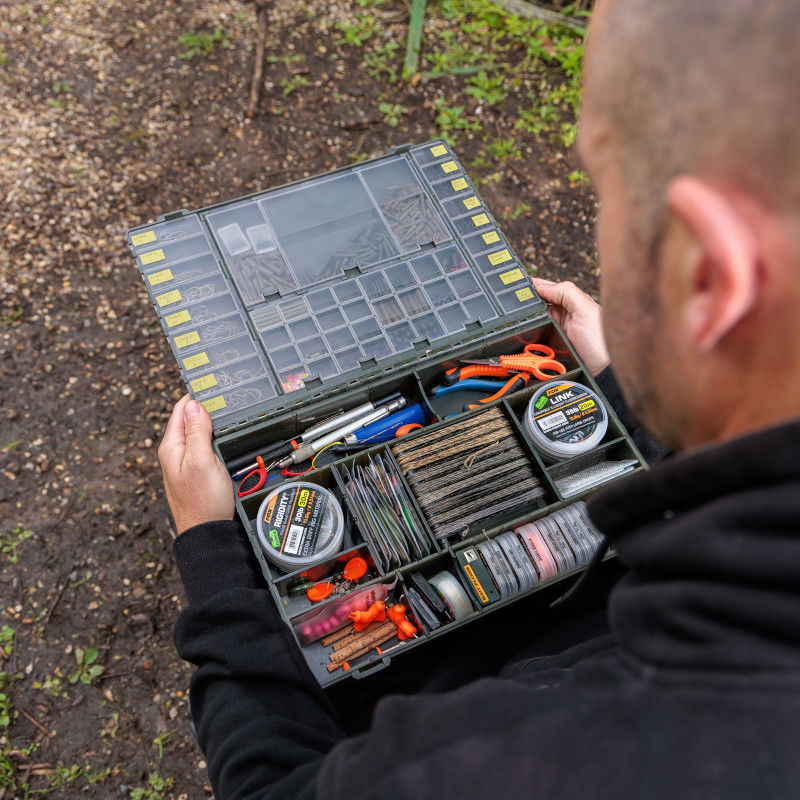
[177, 25, 230, 60]
[0, 527, 32, 565]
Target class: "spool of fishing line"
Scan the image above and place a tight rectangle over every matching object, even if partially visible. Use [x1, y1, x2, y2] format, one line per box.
[256, 482, 344, 573]
[429, 571, 473, 620]
[524, 381, 608, 461]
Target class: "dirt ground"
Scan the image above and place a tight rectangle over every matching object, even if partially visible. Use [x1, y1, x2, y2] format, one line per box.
[0, 0, 595, 796]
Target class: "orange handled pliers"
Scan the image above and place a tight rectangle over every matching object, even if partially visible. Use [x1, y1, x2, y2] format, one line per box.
[440, 363, 531, 410]
[461, 343, 567, 381]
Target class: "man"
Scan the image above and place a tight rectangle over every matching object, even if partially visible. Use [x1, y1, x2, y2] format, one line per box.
[158, 0, 800, 796]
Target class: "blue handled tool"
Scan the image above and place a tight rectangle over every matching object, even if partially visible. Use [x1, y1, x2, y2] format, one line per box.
[345, 404, 426, 444]
[432, 378, 508, 397]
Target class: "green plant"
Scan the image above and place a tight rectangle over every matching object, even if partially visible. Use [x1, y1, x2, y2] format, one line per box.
[0, 691, 13, 728]
[68, 647, 104, 685]
[266, 53, 305, 67]
[364, 40, 400, 82]
[502, 201, 532, 221]
[130, 772, 174, 800]
[487, 136, 521, 160]
[465, 69, 508, 107]
[2, 306, 22, 326]
[152, 731, 172, 761]
[1, 527, 32, 565]
[336, 14, 378, 47]
[0, 626, 14, 660]
[280, 74, 308, 96]
[568, 169, 592, 187]
[434, 100, 479, 145]
[178, 26, 229, 60]
[0, 47, 9, 66]
[378, 102, 406, 128]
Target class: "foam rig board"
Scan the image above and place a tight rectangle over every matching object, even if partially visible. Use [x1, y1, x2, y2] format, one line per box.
[129, 141, 647, 687]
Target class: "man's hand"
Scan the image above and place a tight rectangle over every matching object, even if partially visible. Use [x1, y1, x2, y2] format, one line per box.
[158, 395, 234, 535]
[532, 278, 611, 376]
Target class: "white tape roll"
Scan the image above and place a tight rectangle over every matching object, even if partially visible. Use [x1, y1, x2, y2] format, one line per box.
[429, 571, 473, 621]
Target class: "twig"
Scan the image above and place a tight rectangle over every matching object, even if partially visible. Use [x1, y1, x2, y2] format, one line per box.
[42, 573, 72, 630]
[16, 707, 52, 738]
[248, 2, 271, 117]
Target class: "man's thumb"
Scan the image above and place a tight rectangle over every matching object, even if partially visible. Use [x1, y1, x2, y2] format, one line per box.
[183, 399, 214, 462]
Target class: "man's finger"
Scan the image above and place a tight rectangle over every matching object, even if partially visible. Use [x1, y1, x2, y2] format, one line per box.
[532, 279, 587, 314]
[158, 394, 192, 466]
[182, 399, 217, 471]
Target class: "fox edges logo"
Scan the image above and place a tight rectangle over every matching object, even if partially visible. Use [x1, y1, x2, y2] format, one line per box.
[535, 395, 548, 410]
[269, 529, 280, 548]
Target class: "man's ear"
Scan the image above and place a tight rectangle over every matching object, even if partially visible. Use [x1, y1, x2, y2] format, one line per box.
[666, 176, 759, 351]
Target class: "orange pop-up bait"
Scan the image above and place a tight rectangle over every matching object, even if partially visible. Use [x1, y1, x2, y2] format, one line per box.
[349, 600, 386, 632]
[387, 604, 417, 640]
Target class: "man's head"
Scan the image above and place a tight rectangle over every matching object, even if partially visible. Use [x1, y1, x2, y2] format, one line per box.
[579, 0, 800, 450]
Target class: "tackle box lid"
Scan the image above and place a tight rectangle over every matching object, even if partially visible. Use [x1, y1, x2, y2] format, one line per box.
[127, 140, 548, 434]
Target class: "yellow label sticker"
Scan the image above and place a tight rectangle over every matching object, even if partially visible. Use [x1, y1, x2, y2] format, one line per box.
[140, 248, 165, 266]
[131, 230, 157, 246]
[471, 213, 490, 227]
[183, 352, 210, 371]
[451, 177, 468, 192]
[488, 249, 512, 267]
[202, 396, 227, 413]
[482, 231, 500, 245]
[463, 196, 480, 210]
[463, 564, 489, 604]
[156, 289, 182, 307]
[430, 144, 448, 157]
[147, 268, 173, 286]
[516, 287, 535, 301]
[191, 373, 218, 392]
[174, 330, 201, 349]
[165, 309, 191, 327]
[500, 268, 524, 285]
[441, 160, 458, 173]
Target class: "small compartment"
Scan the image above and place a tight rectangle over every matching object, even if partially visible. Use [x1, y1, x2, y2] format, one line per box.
[437, 304, 467, 333]
[424, 279, 457, 308]
[464, 229, 502, 255]
[259, 325, 292, 349]
[307, 287, 336, 311]
[288, 318, 319, 341]
[189, 355, 269, 397]
[385, 261, 416, 291]
[179, 333, 257, 373]
[411, 313, 446, 342]
[410, 141, 451, 167]
[129, 215, 203, 251]
[306, 356, 339, 381]
[325, 327, 356, 352]
[137, 233, 211, 268]
[342, 299, 371, 322]
[431, 173, 472, 201]
[361, 338, 393, 360]
[496, 285, 540, 314]
[451, 211, 493, 237]
[227, 249, 297, 307]
[268, 344, 301, 371]
[143, 252, 219, 288]
[352, 317, 380, 341]
[161, 294, 239, 332]
[168, 313, 249, 353]
[333, 281, 363, 303]
[422, 159, 462, 183]
[462, 295, 498, 324]
[372, 297, 404, 325]
[297, 337, 328, 361]
[359, 272, 391, 300]
[410, 254, 441, 283]
[483, 265, 529, 294]
[317, 308, 346, 331]
[404, 556, 479, 631]
[435, 245, 469, 273]
[399, 287, 431, 316]
[448, 270, 482, 299]
[391, 405, 551, 543]
[441, 193, 483, 219]
[473, 247, 514, 274]
[198, 375, 277, 419]
[334, 346, 363, 372]
[546, 438, 642, 500]
[386, 321, 416, 352]
[153, 274, 230, 314]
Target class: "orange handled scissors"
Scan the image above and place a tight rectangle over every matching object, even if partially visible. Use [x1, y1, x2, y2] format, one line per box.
[461, 343, 567, 382]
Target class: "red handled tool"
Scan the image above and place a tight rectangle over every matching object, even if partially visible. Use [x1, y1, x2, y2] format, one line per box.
[461, 343, 567, 381]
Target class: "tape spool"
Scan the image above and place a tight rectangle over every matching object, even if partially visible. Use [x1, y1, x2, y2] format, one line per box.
[256, 482, 344, 573]
[524, 381, 608, 461]
[429, 571, 473, 620]
[515, 522, 559, 581]
[477, 541, 514, 598]
[495, 532, 538, 591]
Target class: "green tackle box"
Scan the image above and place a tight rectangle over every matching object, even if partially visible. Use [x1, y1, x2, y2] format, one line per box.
[127, 141, 646, 687]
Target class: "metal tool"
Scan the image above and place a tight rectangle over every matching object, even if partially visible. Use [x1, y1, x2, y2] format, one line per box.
[275, 398, 406, 469]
